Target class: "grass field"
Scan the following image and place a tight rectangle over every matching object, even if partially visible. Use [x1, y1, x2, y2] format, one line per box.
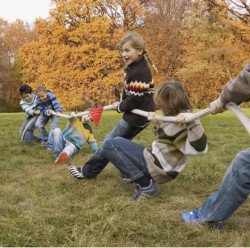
[0, 110, 249, 246]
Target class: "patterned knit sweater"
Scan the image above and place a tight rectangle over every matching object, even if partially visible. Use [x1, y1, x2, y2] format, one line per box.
[62, 118, 96, 150]
[117, 56, 156, 127]
[144, 118, 208, 183]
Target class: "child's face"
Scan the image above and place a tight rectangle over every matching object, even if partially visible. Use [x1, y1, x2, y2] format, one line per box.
[21, 93, 33, 102]
[37, 91, 47, 102]
[121, 41, 143, 66]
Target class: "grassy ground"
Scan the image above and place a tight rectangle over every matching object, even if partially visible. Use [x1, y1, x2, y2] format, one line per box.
[0, 110, 249, 247]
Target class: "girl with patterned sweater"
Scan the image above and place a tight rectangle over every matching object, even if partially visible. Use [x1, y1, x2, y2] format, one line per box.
[69, 81, 208, 202]
[69, 32, 157, 179]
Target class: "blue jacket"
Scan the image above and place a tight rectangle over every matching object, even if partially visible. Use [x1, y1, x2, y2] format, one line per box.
[35, 91, 63, 117]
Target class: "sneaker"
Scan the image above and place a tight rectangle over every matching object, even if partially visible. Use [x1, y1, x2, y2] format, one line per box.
[132, 179, 160, 201]
[181, 209, 224, 230]
[69, 166, 85, 179]
[181, 209, 200, 224]
[55, 152, 69, 164]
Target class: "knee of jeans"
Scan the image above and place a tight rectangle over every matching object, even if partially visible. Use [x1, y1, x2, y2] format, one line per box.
[102, 138, 117, 149]
[52, 128, 61, 136]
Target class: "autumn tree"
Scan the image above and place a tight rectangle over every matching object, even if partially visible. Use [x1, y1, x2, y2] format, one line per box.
[19, 0, 123, 110]
[176, 0, 250, 107]
[0, 19, 35, 111]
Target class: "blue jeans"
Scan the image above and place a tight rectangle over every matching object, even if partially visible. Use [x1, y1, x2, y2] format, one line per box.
[52, 128, 78, 157]
[19, 117, 41, 145]
[82, 137, 150, 179]
[35, 115, 60, 144]
[81, 119, 146, 177]
[199, 148, 250, 222]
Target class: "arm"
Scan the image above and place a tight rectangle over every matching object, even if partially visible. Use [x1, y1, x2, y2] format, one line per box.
[210, 63, 250, 114]
[45, 92, 63, 116]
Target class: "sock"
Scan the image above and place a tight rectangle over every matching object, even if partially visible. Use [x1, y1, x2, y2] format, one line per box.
[135, 175, 151, 187]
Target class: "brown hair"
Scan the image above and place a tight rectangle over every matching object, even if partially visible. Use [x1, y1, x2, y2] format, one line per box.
[35, 85, 47, 94]
[118, 31, 158, 73]
[154, 81, 192, 116]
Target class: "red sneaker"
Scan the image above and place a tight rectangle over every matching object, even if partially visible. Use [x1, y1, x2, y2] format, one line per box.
[55, 152, 69, 164]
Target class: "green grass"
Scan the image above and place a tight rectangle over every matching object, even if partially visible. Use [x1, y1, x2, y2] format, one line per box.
[0, 110, 249, 246]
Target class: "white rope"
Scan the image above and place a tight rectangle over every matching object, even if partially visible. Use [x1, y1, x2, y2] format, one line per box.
[53, 102, 250, 135]
[226, 102, 250, 135]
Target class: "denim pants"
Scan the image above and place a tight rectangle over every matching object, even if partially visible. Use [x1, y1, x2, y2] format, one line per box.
[35, 114, 60, 144]
[52, 128, 78, 157]
[199, 148, 250, 222]
[82, 137, 150, 180]
[19, 117, 41, 145]
[81, 119, 146, 177]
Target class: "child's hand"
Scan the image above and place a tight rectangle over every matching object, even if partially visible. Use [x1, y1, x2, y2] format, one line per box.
[148, 112, 160, 127]
[209, 97, 225, 114]
[69, 112, 76, 118]
[176, 113, 194, 125]
[81, 114, 92, 123]
[33, 110, 40, 115]
[111, 101, 119, 109]
[48, 109, 57, 116]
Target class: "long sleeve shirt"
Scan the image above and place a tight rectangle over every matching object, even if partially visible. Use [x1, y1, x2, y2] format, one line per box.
[117, 56, 156, 127]
[144, 118, 208, 183]
[20, 94, 37, 118]
[220, 62, 250, 104]
[35, 91, 63, 117]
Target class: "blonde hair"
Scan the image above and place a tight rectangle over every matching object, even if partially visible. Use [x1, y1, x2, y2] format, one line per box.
[154, 81, 192, 116]
[119, 31, 158, 73]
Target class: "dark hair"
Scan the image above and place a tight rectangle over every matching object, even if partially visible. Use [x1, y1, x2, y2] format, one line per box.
[19, 84, 32, 95]
[35, 85, 47, 94]
[154, 81, 192, 116]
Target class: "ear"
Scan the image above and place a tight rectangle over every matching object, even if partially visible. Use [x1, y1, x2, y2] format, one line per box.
[138, 48, 143, 55]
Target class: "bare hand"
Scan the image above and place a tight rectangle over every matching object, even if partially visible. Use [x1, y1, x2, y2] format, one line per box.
[81, 114, 92, 123]
[69, 112, 76, 118]
[48, 109, 57, 116]
[209, 97, 226, 114]
[111, 102, 119, 109]
[176, 113, 194, 125]
[33, 110, 40, 115]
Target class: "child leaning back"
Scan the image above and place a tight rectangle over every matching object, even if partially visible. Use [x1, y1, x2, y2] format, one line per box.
[34, 85, 63, 148]
[69, 81, 208, 202]
[19, 84, 41, 145]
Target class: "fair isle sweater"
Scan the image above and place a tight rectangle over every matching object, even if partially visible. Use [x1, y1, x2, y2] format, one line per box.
[35, 91, 63, 117]
[117, 56, 156, 127]
[20, 94, 37, 118]
[145, 118, 208, 182]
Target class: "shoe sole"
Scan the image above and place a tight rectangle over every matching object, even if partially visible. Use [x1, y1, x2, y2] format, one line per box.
[55, 153, 69, 164]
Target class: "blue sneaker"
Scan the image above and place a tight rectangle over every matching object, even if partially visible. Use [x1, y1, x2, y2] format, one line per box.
[181, 209, 200, 223]
[181, 209, 223, 230]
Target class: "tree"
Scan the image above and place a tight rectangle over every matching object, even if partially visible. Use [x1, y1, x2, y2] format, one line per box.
[19, 0, 122, 110]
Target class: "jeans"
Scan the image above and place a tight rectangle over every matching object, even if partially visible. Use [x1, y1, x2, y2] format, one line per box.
[35, 115, 60, 144]
[19, 117, 41, 145]
[82, 137, 150, 180]
[199, 148, 250, 222]
[104, 119, 146, 141]
[52, 128, 78, 157]
[81, 119, 146, 177]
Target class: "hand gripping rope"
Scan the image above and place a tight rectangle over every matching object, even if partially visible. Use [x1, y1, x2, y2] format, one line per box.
[47, 102, 250, 135]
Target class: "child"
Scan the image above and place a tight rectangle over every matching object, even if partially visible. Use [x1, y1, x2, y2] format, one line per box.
[34, 85, 63, 147]
[74, 32, 157, 181]
[19, 84, 41, 144]
[69, 81, 208, 202]
[52, 114, 98, 164]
